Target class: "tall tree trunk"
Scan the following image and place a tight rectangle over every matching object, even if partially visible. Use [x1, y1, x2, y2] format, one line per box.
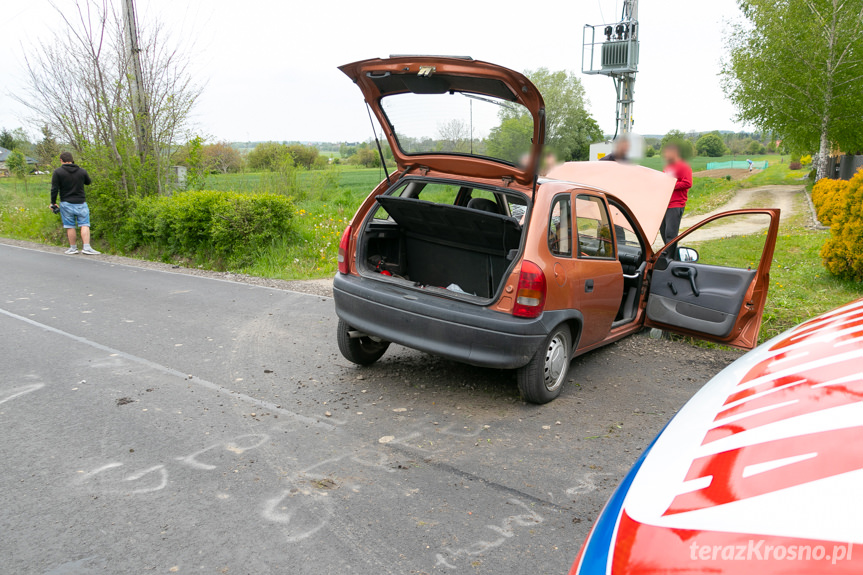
[817, 115, 831, 180]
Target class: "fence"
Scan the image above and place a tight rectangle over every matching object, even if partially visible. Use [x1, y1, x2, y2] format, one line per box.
[705, 160, 769, 170]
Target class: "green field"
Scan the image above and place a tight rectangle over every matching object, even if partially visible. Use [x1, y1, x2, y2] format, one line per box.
[636, 153, 787, 172]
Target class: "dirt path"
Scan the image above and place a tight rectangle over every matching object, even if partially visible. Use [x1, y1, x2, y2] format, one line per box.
[652, 185, 809, 247]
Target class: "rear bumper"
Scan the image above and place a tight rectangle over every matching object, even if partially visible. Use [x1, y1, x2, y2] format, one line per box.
[333, 273, 555, 369]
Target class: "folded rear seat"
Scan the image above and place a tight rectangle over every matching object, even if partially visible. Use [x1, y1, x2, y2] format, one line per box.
[375, 196, 522, 297]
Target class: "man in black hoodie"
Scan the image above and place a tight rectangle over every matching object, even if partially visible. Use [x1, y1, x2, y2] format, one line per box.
[50, 152, 100, 255]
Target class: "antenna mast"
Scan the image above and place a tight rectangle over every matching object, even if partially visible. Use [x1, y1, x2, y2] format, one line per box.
[582, 0, 640, 137]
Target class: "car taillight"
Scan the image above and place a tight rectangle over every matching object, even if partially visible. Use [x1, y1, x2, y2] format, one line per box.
[513, 260, 546, 318]
[337, 225, 352, 274]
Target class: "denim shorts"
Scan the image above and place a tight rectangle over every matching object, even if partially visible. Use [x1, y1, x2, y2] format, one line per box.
[59, 202, 90, 229]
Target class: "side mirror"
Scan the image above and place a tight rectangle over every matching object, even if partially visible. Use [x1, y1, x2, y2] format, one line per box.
[678, 247, 699, 262]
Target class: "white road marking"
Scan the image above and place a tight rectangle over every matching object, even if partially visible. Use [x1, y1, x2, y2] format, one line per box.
[0, 307, 334, 431]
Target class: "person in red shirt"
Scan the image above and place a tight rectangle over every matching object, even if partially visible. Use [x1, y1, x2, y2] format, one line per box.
[660, 143, 693, 247]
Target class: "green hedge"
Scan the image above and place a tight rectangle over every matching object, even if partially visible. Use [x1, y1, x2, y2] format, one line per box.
[120, 190, 294, 267]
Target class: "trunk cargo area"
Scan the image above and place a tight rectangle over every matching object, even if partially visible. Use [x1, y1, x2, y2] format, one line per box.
[361, 196, 524, 299]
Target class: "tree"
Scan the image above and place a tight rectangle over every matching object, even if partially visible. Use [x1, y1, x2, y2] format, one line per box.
[437, 119, 470, 153]
[729, 137, 754, 155]
[497, 68, 602, 161]
[722, 0, 863, 178]
[0, 129, 12, 150]
[696, 133, 727, 157]
[0, 127, 31, 152]
[285, 144, 319, 169]
[202, 142, 243, 174]
[661, 130, 695, 159]
[348, 147, 381, 168]
[34, 125, 61, 168]
[15, 1, 201, 196]
[486, 115, 534, 164]
[247, 142, 291, 171]
[183, 136, 206, 190]
[746, 139, 766, 155]
[5, 150, 28, 190]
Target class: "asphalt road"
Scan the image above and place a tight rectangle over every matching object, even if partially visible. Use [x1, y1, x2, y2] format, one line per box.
[0, 243, 741, 575]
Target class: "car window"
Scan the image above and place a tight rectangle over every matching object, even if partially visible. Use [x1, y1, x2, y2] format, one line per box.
[548, 195, 573, 257]
[373, 180, 528, 222]
[672, 213, 773, 269]
[415, 182, 461, 204]
[469, 190, 496, 202]
[373, 181, 460, 220]
[508, 196, 528, 220]
[575, 194, 614, 258]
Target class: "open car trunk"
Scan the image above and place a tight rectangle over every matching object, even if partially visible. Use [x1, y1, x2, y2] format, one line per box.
[359, 195, 524, 300]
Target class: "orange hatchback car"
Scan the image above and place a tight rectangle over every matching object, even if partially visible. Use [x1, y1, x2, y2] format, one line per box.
[334, 56, 780, 403]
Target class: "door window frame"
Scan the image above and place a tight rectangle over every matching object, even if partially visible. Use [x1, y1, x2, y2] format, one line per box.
[574, 193, 616, 260]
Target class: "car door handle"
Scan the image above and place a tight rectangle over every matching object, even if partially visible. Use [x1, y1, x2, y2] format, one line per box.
[671, 266, 699, 297]
[585, 279, 594, 293]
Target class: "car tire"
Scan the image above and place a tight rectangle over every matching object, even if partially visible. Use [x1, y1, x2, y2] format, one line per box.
[517, 325, 571, 404]
[337, 319, 390, 366]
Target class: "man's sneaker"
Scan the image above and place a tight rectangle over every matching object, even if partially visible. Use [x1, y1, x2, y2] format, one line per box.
[82, 246, 101, 255]
[65, 247, 79, 255]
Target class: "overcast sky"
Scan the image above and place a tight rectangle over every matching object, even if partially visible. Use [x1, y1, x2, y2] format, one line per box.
[0, 0, 747, 144]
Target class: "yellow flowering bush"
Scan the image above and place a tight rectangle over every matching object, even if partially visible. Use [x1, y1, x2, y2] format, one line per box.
[812, 178, 849, 225]
[821, 170, 863, 281]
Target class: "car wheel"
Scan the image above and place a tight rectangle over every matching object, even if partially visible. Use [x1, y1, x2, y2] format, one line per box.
[517, 326, 571, 404]
[337, 319, 390, 366]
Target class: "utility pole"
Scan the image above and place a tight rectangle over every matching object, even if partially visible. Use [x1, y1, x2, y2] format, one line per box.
[123, 0, 150, 160]
[582, 0, 640, 137]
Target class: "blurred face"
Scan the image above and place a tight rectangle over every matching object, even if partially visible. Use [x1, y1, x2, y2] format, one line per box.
[663, 146, 680, 164]
[615, 139, 630, 157]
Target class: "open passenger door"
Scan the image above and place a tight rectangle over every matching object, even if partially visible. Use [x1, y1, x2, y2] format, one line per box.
[643, 209, 781, 350]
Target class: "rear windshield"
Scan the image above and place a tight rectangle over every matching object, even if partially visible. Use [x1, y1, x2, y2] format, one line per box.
[381, 92, 534, 166]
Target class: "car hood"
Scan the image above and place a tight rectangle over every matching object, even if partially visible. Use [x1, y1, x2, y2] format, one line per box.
[339, 56, 545, 186]
[545, 161, 676, 244]
[570, 298, 863, 575]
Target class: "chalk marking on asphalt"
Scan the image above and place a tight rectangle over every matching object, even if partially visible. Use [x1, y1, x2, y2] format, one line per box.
[0, 307, 335, 431]
[565, 472, 614, 496]
[435, 498, 543, 569]
[0, 382, 45, 406]
[175, 434, 271, 470]
[125, 465, 169, 494]
[0, 242, 334, 300]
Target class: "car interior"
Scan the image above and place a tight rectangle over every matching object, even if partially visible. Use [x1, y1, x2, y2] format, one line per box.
[360, 180, 528, 299]
[608, 200, 646, 328]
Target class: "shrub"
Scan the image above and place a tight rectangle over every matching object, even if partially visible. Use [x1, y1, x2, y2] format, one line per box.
[800, 154, 812, 165]
[812, 178, 849, 225]
[725, 174, 732, 181]
[696, 133, 727, 157]
[789, 161, 803, 170]
[645, 146, 655, 158]
[821, 170, 863, 281]
[120, 190, 294, 268]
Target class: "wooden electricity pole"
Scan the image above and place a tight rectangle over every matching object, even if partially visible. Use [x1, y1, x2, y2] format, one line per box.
[122, 0, 150, 159]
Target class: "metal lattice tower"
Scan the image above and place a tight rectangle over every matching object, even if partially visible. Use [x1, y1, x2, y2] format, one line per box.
[582, 0, 639, 137]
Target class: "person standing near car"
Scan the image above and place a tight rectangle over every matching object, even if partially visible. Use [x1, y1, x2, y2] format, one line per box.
[659, 144, 692, 246]
[49, 152, 99, 255]
[600, 135, 630, 163]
